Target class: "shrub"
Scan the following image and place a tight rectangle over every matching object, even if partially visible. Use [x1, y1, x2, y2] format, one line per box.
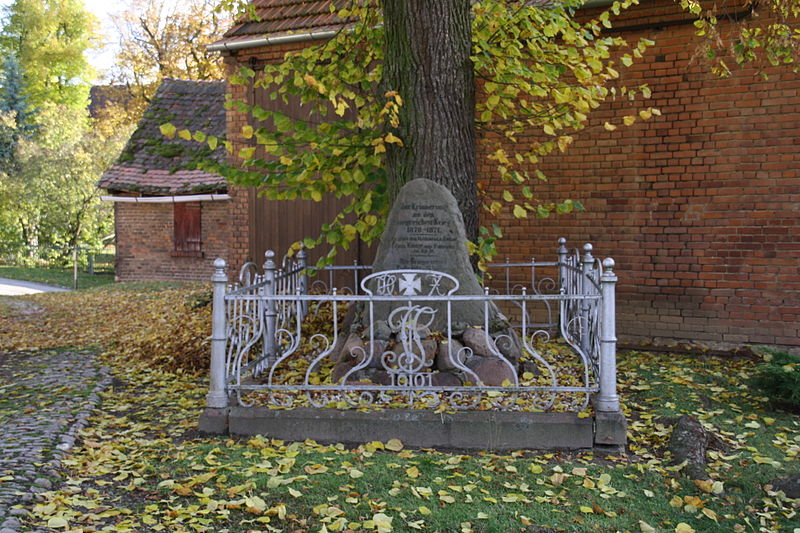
[750, 348, 800, 408]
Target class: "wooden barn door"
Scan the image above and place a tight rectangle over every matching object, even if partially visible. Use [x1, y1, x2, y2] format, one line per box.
[245, 69, 376, 281]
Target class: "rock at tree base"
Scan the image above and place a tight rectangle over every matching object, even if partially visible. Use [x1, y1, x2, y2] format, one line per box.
[666, 414, 729, 480]
[769, 474, 800, 499]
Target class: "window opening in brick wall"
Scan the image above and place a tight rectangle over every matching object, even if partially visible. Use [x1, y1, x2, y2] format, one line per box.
[173, 202, 202, 257]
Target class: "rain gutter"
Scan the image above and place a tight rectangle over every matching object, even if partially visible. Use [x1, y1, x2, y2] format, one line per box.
[100, 194, 231, 203]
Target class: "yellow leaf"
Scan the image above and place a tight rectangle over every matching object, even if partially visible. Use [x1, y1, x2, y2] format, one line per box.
[178, 129, 192, 141]
[385, 438, 404, 451]
[159, 123, 176, 138]
[288, 488, 302, 497]
[675, 523, 696, 533]
[639, 520, 656, 533]
[406, 466, 420, 478]
[694, 479, 714, 493]
[419, 506, 431, 515]
[477, 512, 489, 519]
[623, 115, 637, 126]
[384, 133, 403, 145]
[513, 205, 527, 219]
[47, 517, 69, 529]
[529, 464, 543, 474]
[349, 468, 364, 479]
[372, 512, 393, 533]
[603, 122, 617, 131]
[579, 506, 594, 514]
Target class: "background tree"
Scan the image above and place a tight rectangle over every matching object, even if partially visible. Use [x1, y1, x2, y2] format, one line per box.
[109, 0, 229, 119]
[0, 0, 97, 109]
[0, 54, 37, 172]
[2, 103, 130, 253]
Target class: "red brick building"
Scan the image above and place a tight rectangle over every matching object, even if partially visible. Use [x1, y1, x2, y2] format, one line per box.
[98, 79, 233, 282]
[206, 0, 799, 352]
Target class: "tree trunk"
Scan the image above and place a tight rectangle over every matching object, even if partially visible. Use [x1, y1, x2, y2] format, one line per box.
[382, 0, 478, 242]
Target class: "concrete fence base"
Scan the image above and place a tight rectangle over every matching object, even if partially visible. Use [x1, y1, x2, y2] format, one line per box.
[200, 407, 627, 451]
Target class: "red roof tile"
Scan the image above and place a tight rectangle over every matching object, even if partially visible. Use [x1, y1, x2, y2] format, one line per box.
[213, 0, 356, 46]
[98, 79, 227, 195]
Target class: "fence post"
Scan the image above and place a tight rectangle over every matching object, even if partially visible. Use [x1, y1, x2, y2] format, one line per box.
[206, 258, 229, 409]
[263, 250, 278, 363]
[297, 245, 308, 318]
[580, 243, 594, 356]
[87, 252, 95, 275]
[597, 258, 619, 412]
[557, 237, 568, 293]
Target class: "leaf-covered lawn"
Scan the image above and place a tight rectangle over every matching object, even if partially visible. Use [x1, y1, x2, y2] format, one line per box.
[0, 265, 115, 290]
[0, 284, 797, 532]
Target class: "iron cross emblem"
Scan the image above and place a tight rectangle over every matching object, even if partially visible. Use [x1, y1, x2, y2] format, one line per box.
[398, 273, 422, 295]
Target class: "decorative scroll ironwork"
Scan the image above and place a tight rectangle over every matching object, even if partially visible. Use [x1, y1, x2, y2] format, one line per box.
[218, 239, 612, 413]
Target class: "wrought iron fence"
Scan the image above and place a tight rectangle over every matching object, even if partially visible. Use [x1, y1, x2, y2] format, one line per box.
[205, 238, 620, 415]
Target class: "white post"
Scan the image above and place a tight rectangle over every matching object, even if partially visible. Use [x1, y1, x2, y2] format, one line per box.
[206, 258, 229, 409]
[263, 250, 277, 363]
[297, 245, 308, 318]
[557, 237, 568, 293]
[596, 257, 620, 412]
[580, 243, 594, 356]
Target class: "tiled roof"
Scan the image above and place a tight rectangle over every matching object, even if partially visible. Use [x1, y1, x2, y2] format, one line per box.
[98, 79, 227, 195]
[213, 0, 355, 47]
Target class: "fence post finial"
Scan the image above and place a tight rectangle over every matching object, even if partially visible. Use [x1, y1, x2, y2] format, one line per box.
[207, 258, 228, 409]
[597, 257, 620, 412]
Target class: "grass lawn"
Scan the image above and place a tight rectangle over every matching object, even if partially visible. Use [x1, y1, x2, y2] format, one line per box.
[0, 264, 115, 290]
[0, 284, 797, 532]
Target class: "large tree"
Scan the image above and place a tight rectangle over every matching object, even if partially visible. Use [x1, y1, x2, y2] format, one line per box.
[0, 0, 97, 109]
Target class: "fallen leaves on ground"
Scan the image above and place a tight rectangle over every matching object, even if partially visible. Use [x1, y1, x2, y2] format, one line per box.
[1, 284, 798, 532]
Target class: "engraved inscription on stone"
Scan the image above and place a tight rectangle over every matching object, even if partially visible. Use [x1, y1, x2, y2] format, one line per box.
[392, 202, 457, 269]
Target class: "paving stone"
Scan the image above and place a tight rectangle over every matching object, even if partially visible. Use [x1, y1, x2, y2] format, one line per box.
[0, 350, 108, 524]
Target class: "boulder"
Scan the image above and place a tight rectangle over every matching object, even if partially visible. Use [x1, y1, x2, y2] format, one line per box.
[435, 339, 468, 372]
[431, 372, 462, 387]
[356, 340, 388, 369]
[466, 356, 517, 386]
[337, 332, 364, 363]
[348, 368, 392, 386]
[769, 474, 800, 499]
[462, 327, 499, 358]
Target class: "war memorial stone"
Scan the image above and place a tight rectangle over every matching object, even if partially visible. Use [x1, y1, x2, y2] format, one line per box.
[331, 178, 520, 386]
[371, 178, 495, 329]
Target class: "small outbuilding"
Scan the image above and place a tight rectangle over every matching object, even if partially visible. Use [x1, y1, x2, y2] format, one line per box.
[98, 79, 232, 282]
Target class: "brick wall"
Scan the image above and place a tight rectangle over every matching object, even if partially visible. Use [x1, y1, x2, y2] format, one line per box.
[115, 200, 233, 283]
[481, 0, 800, 351]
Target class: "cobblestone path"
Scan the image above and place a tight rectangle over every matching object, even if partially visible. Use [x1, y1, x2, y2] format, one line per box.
[0, 350, 109, 533]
